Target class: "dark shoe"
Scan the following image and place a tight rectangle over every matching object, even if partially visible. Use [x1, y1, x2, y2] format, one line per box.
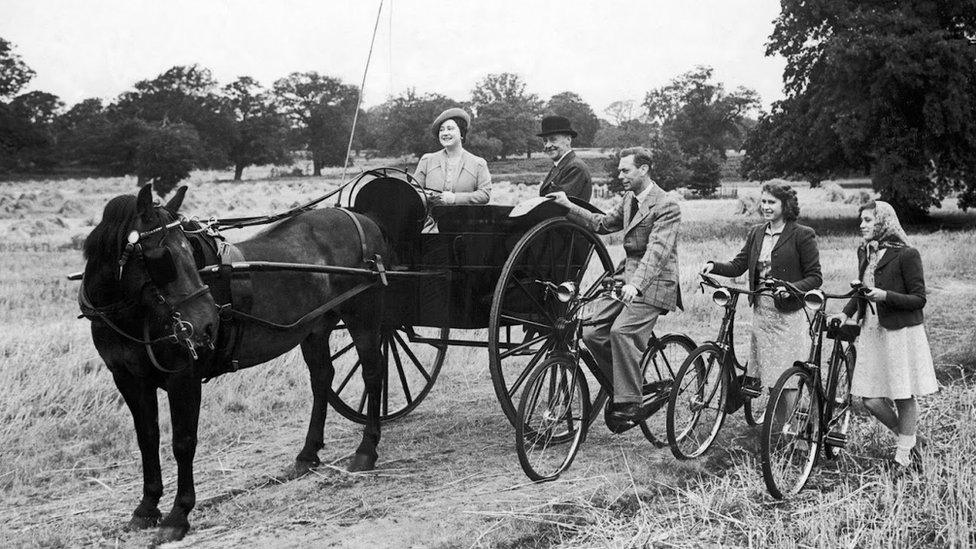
[739, 376, 762, 399]
[605, 402, 652, 434]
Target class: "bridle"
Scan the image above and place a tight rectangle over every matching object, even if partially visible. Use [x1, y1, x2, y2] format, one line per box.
[79, 210, 217, 374]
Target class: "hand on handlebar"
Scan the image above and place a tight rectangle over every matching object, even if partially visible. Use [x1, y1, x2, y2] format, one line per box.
[619, 284, 639, 304]
[864, 287, 887, 303]
[701, 262, 714, 274]
[827, 312, 850, 327]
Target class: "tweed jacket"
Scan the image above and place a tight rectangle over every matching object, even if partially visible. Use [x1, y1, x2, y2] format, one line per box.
[710, 221, 822, 312]
[539, 150, 592, 202]
[842, 245, 926, 329]
[566, 185, 682, 311]
[413, 149, 491, 204]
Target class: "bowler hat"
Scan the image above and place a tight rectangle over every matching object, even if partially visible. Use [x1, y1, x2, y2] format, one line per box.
[536, 115, 578, 138]
[431, 107, 471, 138]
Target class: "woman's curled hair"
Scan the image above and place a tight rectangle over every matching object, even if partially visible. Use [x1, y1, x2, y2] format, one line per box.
[761, 181, 800, 222]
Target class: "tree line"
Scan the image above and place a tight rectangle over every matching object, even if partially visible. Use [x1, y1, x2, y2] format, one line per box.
[0, 34, 757, 198]
[3, 0, 975, 216]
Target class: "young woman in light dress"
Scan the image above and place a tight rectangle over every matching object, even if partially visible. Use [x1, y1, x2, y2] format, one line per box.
[832, 201, 938, 470]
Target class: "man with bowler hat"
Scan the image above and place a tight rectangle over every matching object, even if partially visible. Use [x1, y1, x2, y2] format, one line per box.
[537, 115, 592, 202]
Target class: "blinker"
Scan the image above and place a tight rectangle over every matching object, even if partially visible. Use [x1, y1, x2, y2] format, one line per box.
[144, 247, 178, 285]
[127, 230, 140, 244]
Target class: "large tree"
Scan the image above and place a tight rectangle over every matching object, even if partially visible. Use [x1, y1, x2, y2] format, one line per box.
[644, 66, 759, 159]
[367, 89, 457, 158]
[114, 64, 233, 169]
[470, 73, 543, 159]
[0, 37, 34, 100]
[742, 0, 976, 217]
[641, 66, 759, 196]
[545, 91, 600, 147]
[272, 72, 359, 175]
[221, 76, 290, 180]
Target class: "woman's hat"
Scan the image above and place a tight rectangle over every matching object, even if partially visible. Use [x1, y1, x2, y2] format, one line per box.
[536, 115, 578, 138]
[431, 108, 471, 137]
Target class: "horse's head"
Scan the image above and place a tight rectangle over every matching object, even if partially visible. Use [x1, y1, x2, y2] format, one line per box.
[83, 184, 219, 372]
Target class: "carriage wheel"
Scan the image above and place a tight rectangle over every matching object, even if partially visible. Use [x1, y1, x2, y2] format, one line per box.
[326, 324, 448, 424]
[488, 218, 614, 427]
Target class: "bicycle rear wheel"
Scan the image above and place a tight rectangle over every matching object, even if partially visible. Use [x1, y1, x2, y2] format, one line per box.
[665, 343, 729, 460]
[515, 355, 591, 482]
[638, 333, 696, 447]
[760, 366, 821, 499]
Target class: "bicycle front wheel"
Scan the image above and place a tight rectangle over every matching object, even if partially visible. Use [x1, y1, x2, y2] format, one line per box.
[665, 343, 729, 460]
[515, 355, 591, 482]
[760, 366, 821, 499]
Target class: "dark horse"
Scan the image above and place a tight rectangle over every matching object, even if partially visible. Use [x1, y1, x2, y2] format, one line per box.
[81, 184, 388, 543]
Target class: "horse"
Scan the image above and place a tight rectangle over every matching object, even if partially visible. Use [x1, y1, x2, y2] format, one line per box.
[80, 184, 389, 543]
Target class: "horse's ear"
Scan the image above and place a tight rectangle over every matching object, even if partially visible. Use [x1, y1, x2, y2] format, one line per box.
[136, 184, 154, 218]
[165, 186, 188, 213]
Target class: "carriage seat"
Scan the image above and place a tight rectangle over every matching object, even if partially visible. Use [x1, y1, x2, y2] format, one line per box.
[349, 175, 427, 248]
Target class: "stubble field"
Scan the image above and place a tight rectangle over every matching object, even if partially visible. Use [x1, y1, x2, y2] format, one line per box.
[1, 164, 975, 548]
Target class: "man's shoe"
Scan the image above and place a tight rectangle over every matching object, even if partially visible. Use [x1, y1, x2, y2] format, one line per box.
[610, 402, 653, 422]
[739, 376, 763, 399]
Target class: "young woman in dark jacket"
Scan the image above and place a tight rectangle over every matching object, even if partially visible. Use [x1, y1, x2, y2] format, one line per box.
[703, 182, 822, 397]
[831, 201, 937, 471]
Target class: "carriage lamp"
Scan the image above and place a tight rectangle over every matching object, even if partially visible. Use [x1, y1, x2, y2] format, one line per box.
[711, 287, 731, 307]
[804, 289, 825, 311]
[556, 281, 577, 303]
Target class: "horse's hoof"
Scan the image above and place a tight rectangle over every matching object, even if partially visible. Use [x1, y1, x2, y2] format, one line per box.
[348, 453, 376, 472]
[125, 512, 161, 531]
[152, 525, 189, 545]
[284, 459, 319, 479]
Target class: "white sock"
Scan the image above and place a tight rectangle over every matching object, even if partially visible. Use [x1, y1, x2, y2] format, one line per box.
[894, 434, 916, 466]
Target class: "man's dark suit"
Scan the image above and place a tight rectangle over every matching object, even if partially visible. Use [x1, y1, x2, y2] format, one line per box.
[539, 150, 592, 201]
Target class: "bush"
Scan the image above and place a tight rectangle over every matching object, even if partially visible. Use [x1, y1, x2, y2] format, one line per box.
[686, 153, 722, 197]
[466, 132, 503, 162]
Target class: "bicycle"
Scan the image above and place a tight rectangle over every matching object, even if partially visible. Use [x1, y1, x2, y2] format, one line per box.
[759, 281, 871, 499]
[664, 273, 783, 460]
[514, 278, 696, 482]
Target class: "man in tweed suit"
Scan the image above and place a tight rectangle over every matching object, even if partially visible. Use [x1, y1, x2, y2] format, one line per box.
[550, 147, 682, 427]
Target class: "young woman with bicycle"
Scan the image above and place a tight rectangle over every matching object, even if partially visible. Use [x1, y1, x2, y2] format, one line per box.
[702, 182, 822, 398]
[830, 200, 938, 471]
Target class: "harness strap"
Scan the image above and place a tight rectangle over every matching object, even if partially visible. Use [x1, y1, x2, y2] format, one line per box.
[336, 208, 369, 263]
[221, 279, 380, 331]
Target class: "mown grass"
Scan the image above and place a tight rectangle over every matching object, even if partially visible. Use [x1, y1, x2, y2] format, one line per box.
[0, 173, 974, 546]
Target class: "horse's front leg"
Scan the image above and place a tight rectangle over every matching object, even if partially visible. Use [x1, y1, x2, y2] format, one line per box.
[348, 324, 383, 472]
[111, 367, 164, 530]
[154, 374, 201, 544]
[294, 317, 339, 475]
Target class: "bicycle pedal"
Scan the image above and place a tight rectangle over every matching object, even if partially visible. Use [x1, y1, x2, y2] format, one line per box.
[824, 431, 848, 448]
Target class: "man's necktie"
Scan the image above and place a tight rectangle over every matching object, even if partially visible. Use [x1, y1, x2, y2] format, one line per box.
[631, 195, 640, 217]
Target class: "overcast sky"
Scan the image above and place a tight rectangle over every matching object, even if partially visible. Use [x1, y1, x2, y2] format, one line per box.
[1, 0, 787, 117]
